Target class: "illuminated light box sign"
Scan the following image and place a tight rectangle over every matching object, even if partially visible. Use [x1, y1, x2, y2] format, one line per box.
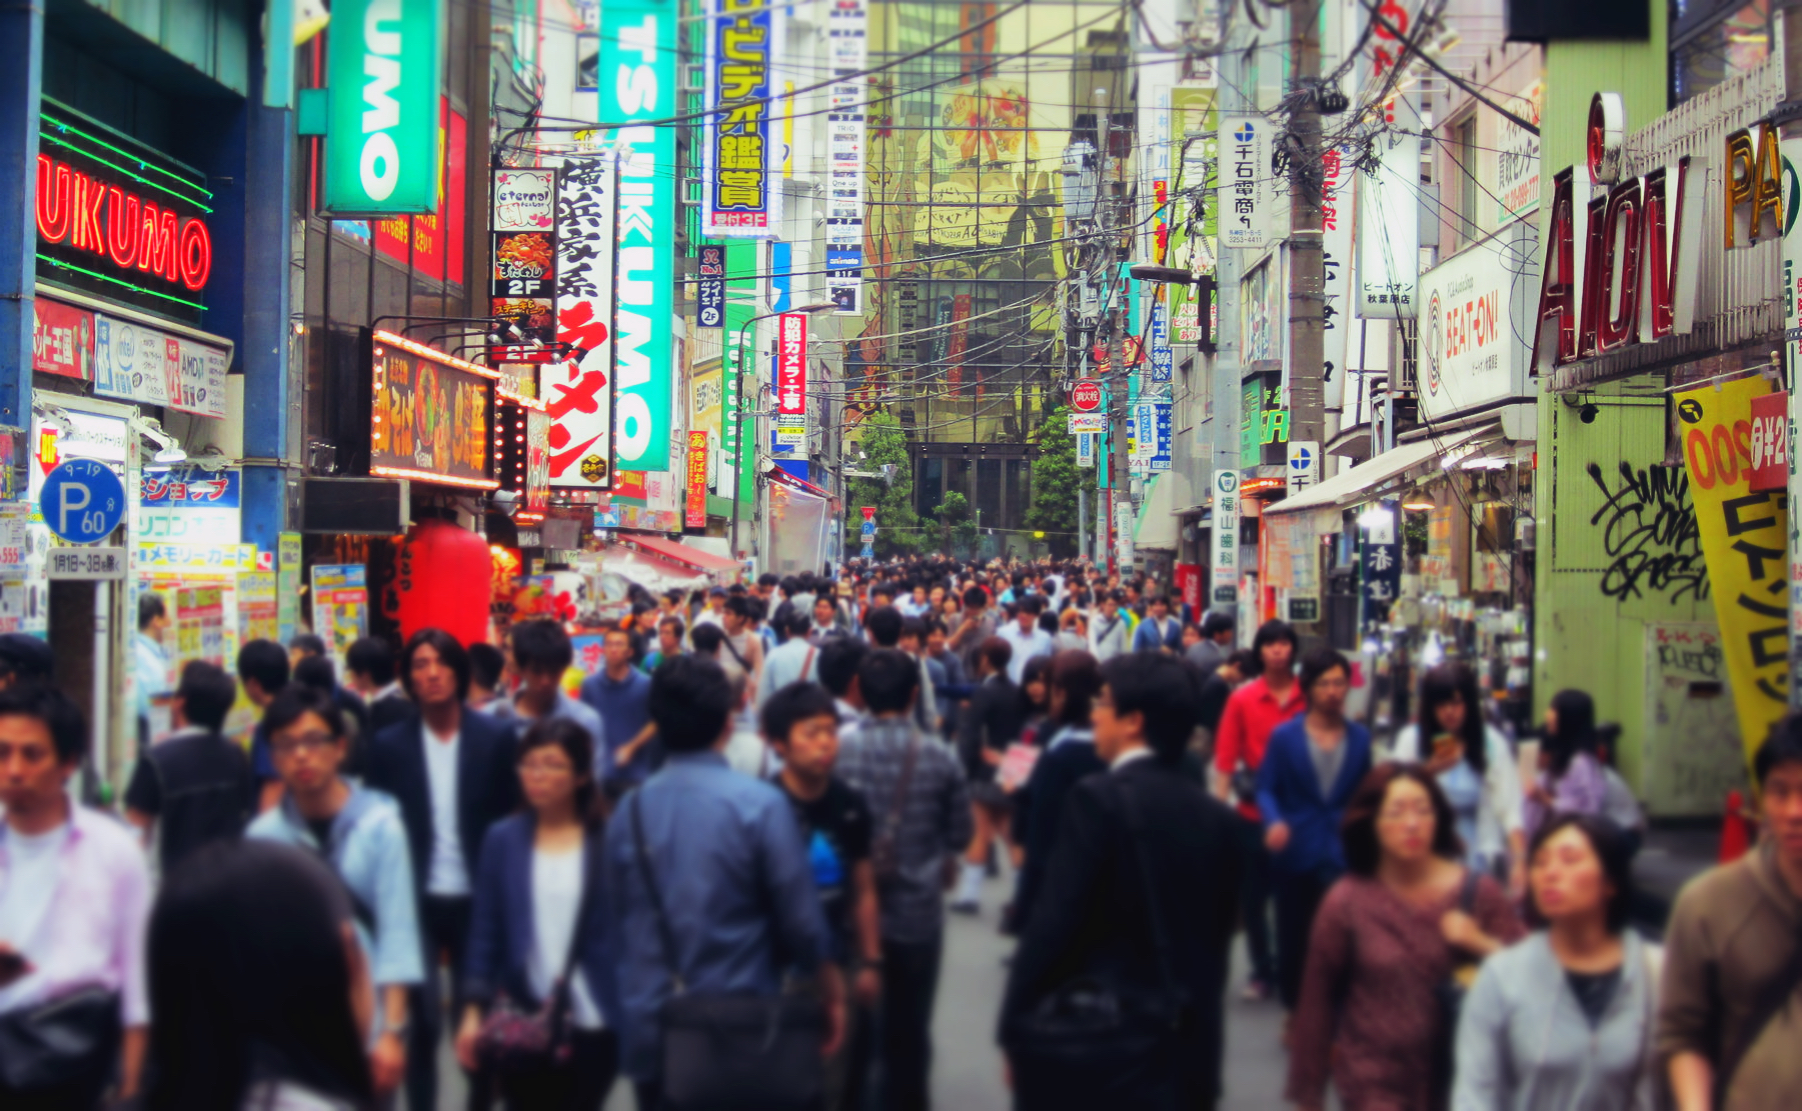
[369, 330, 499, 489]
[93, 314, 229, 418]
[323, 0, 446, 215]
[35, 103, 214, 323]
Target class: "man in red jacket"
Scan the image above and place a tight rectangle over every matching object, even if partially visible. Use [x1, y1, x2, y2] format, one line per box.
[1211, 620, 1302, 1001]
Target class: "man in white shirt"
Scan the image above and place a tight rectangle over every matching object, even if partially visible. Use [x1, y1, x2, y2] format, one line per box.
[0, 686, 152, 1107]
[759, 611, 822, 707]
[997, 595, 1055, 683]
[365, 629, 521, 1111]
[1089, 590, 1132, 661]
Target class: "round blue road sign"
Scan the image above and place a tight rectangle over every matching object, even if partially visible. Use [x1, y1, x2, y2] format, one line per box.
[40, 459, 127, 544]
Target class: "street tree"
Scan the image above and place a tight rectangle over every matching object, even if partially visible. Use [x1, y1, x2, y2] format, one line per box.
[846, 409, 922, 557]
[1025, 405, 1098, 558]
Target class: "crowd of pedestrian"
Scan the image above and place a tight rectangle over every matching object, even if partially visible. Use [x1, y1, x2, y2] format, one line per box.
[2, 555, 1800, 1111]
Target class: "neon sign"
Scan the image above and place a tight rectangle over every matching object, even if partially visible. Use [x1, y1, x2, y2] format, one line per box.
[35, 155, 212, 293]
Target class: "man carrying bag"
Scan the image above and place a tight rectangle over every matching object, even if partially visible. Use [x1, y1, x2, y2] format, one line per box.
[603, 655, 845, 1110]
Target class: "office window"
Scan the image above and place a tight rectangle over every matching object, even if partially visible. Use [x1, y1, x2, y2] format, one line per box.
[1455, 114, 1479, 244]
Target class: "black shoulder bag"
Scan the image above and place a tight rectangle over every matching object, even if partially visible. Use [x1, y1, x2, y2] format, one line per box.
[475, 836, 596, 1076]
[630, 794, 826, 1111]
[1005, 776, 1189, 1105]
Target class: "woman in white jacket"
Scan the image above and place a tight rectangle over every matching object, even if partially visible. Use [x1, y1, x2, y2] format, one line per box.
[1453, 813, 1660, 1111]
[1388, 663, 1527, 897]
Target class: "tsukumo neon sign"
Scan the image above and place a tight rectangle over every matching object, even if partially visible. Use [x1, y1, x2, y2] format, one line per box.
[34, 154, 212, 292]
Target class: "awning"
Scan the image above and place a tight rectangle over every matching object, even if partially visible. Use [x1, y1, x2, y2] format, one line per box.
[1134, 474, 1178, 550]
[617, 533, 742, 573]
[597, 548, 710, 593]
[1265, 424, 1494, 516]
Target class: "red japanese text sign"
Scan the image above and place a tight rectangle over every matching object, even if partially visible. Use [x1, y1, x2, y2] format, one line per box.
[685, 432, 709, 529]
[776, 313, 808, 416]
[1748, 389, 1787, 493]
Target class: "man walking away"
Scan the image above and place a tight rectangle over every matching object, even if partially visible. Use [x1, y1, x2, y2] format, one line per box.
[348, 636, 415, 733]
[603, 656, 845, 1110]
[759, 610, 823, 708]
[1001, 653, 1240, 1109]
[248, 685, 422, 1103]
[764, 681, 882, 1110]
[836, 649, 973, 1111]
[947, 586, 998, 677]
[865, 606, 939, 736]
[365, 629, 520, 1111]
[0, 686, 151, 1109]
[238, 638, 292, 812]
[1187, 612, 1235, 675]
[1660, 714, 1802, 1109]
[495, 619, 605, 745]
[125, 660, 255, 875]
[818, 637, 870, 735]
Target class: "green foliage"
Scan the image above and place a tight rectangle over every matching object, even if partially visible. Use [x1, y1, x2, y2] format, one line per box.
[933, 490, 980, 558]
[1024, 405, 1099, 558]
[846, 410, 923, 557]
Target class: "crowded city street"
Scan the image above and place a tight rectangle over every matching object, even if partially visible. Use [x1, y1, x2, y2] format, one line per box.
[5, 0, 1802, 1109]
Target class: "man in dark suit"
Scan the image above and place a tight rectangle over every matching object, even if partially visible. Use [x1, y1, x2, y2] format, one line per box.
[364, 628, 520, 1111]
[953, 636, 1025, 913]
[1001, 652, 1240, 1111]
[348, 635, 415, 734]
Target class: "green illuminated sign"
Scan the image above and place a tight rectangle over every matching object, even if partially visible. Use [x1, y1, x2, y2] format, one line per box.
[322, 0, 444, 215]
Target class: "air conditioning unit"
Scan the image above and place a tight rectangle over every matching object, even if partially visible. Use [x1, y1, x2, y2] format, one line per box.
[301, 478, 410, 535]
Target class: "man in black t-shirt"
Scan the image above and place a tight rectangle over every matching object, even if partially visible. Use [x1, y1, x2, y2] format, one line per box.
[125, 660, 256, 874]
[762, 680, 879, 1110]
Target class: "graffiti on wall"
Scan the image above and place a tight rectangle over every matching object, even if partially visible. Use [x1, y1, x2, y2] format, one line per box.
[1585, 461, 1709, 603]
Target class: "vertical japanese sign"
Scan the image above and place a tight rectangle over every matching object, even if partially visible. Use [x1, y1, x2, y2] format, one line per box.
[1210, 469, 1239, 604]
[1321, 146, 1354, 408]
[1150, 401, 1172, 471]
[1148, 303, 1173, 382]
[685, 431, 709, 528]
[599, 0, 677, 472]
[1076, 431, 1096, 468]
[697, 245, 726, 327]
[1674, 376, 1791, 765]
[1358, 115, 1420, 319]
[1360, 501, 1401, 627]
[323, 0, 445, 214]
[1218, 116, 1272, 250]
[491, 168, 558, 361]
[775, 313, 808, 414]
[550, 157, 616, 489]
[702, 0, 779, 236]
[826, 0, 867, 313]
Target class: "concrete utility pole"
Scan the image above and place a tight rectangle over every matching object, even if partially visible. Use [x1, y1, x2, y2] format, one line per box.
[1099, 90, 1137, 575]
[1286, 0, 1327, 446]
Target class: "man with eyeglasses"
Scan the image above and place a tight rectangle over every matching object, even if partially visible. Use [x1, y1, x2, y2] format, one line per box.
[247, 685, 424, 1103]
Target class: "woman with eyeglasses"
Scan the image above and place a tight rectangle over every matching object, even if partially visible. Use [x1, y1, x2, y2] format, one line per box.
[1286, 764, 1523, 1111]
[456, 718, 620, 1111]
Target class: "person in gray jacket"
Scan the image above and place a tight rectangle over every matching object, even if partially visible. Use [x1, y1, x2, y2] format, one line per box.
[1454, 813, 1661, 1111]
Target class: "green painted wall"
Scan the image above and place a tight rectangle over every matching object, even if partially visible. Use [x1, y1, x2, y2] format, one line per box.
[1534, 4, 1677, 806]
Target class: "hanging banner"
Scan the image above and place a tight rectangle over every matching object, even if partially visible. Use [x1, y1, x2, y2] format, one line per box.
[1358, 115, 1420, 319]
[825, 0, 867, 313]
[1674, 376, 1790, 768]
[1321, 145, 1354, 408]
[550, 156, 615, 489]
[1150, 400, 1172, 472]
[1360, 500, 1402, 627]
[702, 0, 780, 236]
[1076, 431, 1096, 468]
[1218, 115, 1273, 250]
[775, 312, 807, 416]
[322, 0, 445, 215]
[685, 431, 709, 528]
[491, 167, 557, 362]
[597, 0, 677, 472]
[1148, 303, 1174, 382]
[697, 245, 726, 327]
[1210, 468, 1239, 604]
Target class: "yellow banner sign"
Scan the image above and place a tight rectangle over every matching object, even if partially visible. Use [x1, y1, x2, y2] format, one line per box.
[1674, 375, 1790, 766]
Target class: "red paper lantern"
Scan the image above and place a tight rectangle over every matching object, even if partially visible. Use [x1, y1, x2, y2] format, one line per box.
[394, 519, 493, 646]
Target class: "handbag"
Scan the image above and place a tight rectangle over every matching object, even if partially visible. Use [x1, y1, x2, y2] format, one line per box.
[475, 840, 595, 1077]
[630, 794, 826, 1111]
[1005, 776, 1188, 1105]
[0, 984, 122, 1094]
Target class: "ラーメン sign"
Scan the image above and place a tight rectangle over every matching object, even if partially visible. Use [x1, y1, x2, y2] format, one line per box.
[323, 0, 445, 214]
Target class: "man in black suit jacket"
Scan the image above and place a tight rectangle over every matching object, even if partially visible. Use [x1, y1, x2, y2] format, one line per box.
[364, 628, 520, 1111]
[348, 635, 416, 734]
[1000, 652, 1240, 1111]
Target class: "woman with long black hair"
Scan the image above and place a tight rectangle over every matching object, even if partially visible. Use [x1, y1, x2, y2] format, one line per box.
[145, 839, 376, 1111]
[1526, 690, 1608, 840]
[1389, 664, 1527, 896]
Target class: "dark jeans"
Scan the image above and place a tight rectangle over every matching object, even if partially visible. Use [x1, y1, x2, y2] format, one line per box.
[409, 893, 475, 1111]
[829, 995, 875, 1111]
[1273, 868, 1337, 1012]
[497, 1028, 618, 1111]
[878, 934, 943, 1111]
[633, 1079, 662, 1110]
[1230, 815, 1275, 985]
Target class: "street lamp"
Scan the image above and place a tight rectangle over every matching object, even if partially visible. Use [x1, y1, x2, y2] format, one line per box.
[729, 302, 837, 562]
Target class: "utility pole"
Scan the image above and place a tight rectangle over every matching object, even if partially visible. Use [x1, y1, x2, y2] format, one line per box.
[1099, 88, 1135, 576]
[1286, 0, 1327, 448]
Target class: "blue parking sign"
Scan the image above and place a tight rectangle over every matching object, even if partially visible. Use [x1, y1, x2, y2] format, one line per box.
[40, 459, 128, 544]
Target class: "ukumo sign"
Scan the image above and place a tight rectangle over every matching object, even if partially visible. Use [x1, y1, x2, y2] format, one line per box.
[1535, 93, 1784, 373]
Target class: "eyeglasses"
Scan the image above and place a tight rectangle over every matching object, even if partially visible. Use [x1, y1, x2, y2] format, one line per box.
[270, 732, 338, 757]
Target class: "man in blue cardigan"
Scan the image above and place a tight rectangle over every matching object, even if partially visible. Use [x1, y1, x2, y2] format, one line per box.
[1255, 646, 1372, 1011]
